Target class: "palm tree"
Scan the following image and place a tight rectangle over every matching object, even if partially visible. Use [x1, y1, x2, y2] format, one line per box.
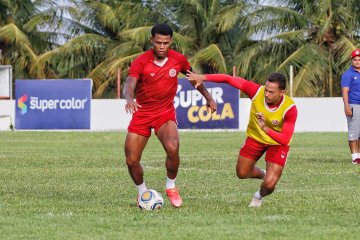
[51, 0, 192, 98]
[0, 0, 79, 79]
[233, 0, 360, 97]
[42, 0, 254, 97]
[161, 0, 251, 74]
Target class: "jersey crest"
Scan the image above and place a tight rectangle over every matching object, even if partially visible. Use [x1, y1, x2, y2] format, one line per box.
[169, 68, 177, 77]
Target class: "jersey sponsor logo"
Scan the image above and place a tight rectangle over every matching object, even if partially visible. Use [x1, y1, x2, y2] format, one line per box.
[169, 68, 176, 77]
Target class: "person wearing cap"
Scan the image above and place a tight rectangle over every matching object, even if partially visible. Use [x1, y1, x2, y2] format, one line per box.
[186, 70, 297, 207]
[341, 49, 360, 165]
[123, 23, 217, 208]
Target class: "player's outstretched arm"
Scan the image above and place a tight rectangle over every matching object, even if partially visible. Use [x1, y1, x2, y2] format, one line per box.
[187, 70, 257, 93]
[187, 70, 261, 99]
[186, 70, 206, 88]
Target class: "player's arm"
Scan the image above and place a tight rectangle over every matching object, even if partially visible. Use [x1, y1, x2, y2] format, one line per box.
[186, 71, 260, 98]
[342, 87, 352, 117]
[123, 76, 142, 113]
[256, 106, 297, 145]
[191, 81, 217, 113]
[184, 68, 217, 113]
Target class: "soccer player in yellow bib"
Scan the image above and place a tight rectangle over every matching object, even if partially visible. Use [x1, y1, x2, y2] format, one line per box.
[186, 71, 298, 207]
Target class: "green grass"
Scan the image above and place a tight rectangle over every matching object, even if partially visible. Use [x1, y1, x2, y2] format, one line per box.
[0, 131, 359, 239]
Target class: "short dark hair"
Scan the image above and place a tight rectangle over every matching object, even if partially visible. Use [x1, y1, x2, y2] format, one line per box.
[151, 23, 173, 37]
[267, 72, 286, 90]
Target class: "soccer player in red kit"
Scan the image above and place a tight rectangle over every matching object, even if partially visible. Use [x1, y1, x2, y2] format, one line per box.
[186, 71, 297, 207]
[124, 23, 217, 208]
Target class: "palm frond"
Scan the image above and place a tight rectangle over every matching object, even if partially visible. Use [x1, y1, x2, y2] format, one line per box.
[88, 1, 120, 33]
[214, 3, 245, 33]
[107, 53, 143, 76]
[333, 36, 357, 66]
[0, 23, 31, 47]
[189, 44, 226, 73]
[93, 78, 112, 99]
[120, 26, 153, 47]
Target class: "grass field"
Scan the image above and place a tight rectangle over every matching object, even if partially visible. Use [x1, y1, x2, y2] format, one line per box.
[0, 131, 359, 239]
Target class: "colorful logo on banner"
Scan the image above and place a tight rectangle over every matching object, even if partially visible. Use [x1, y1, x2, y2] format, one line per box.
[15, 79, 92, 129]
[175, 78, 239, 129]
[17, 95, 28, 115]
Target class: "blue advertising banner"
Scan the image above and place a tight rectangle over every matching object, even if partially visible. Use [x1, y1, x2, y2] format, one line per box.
[175, 78, 239, 129]
[15, 79, 92, 129]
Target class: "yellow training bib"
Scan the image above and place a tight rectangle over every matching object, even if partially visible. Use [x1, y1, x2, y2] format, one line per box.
[247, 86, 295, 145]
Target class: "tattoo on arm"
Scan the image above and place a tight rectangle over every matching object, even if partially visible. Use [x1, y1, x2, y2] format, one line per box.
[124, 76, 137, 101]
[191, 82, 211, 100]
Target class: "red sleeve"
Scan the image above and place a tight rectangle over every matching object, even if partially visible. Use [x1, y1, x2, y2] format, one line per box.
[181, 56, 191, 74]
[128, 56, 143, 79]
[265, 105, 298, 145]
[204, 74, 260, 98]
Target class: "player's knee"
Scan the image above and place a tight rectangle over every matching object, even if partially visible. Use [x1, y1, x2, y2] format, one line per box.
[126, 157, 140, 168]
[236, 168, 249, 179]
[263, 178, 277, 191]
[164, 142, 179, 156]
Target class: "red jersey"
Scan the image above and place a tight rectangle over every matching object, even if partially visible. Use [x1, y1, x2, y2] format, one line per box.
[128, 49, 191, 113]
[204, 74, 297, 145]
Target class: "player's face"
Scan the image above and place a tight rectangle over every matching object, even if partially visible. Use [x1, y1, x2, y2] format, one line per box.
[264, 81, 285, 105]
[151, 34, 172, 60]
[352, 56, 360, 70]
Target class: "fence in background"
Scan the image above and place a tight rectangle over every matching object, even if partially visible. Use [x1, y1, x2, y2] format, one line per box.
[0, 98, 347, 132]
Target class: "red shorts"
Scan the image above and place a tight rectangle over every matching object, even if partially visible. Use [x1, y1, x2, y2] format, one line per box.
[127, 109, 177, 137]
[239, 137, 290, 167]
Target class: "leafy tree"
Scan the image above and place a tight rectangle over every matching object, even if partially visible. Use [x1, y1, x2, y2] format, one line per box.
[52, 0, 191, 97]
[4, 0, 358, 98]
[233, 0, 360, 96]
[160, 0, 251, 74]
[0, 0, 78, 79]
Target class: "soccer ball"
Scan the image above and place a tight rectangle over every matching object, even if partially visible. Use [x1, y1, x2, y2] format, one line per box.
[138, 189, 164, 210]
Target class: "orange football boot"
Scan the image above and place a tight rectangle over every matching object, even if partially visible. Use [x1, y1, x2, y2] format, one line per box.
[166, 188, 183, 207]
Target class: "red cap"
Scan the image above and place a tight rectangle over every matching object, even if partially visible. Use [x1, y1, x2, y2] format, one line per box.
[351, 49, 360, 58]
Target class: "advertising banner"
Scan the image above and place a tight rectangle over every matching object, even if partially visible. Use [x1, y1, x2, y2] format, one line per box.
[175, 78, 239, 129]
[15, 79, 92, 129]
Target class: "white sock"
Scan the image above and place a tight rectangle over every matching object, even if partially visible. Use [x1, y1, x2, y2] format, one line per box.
[351, 153, 358, 161]
[166, 177, 176, 189]
[255, 191, 262, 200]
[136, 182, 147, 195]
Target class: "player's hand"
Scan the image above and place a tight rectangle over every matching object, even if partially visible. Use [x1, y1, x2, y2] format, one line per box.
[345, 106, 353, 117]
[206, 98, 217, 113]
[125, 99, 142, 114]
[186, 70, 205, 89]
[256, 112, 267, 131]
